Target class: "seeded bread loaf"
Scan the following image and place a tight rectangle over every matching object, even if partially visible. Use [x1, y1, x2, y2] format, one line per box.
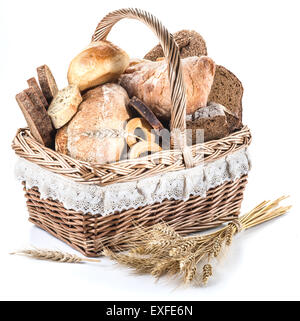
[47, 85, 82, 129]
[37, 65, 58, 104]
[144, 30, 207, 61]
[16, 90, 54, 147]
[119, 56, 215, 120]
[208, 65, 243, 131]
[55, 83, 130, 164]
[186, 102, 229, 143]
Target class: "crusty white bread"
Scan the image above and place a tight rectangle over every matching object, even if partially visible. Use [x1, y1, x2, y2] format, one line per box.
[119, 56, 215, 120]
[67, 41, 130, 92]
[55, 83, 130, 164]
[47, 85, 82, 129]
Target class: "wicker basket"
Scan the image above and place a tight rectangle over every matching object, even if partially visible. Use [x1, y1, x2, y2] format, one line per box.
[12, 8, 251, 257]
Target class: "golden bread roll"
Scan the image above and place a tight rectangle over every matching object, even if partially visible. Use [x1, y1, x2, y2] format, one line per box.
[67, 41, 130, 91]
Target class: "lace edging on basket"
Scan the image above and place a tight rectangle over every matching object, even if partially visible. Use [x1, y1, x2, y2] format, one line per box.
[15, 147, 251, 216]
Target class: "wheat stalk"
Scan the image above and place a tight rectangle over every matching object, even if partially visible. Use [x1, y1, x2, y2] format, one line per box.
[10, 249, 100, 263]
[103, 196, 291, 286]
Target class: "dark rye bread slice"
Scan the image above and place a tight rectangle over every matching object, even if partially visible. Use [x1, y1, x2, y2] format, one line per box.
[144, 30, 207, 61]
[37, 65, 58, 104]
[186, 102, 229, 143]
[128, 97, 165, 134]
[16, 91, 54, 147]
[27, 77, 49, 109]
[24, 87, 46, 113]
[208, 65, 243, 131]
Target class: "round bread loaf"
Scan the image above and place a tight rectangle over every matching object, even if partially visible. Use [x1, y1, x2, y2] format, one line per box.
[55, 83, 130, 164]
[67, 41, 130, 91]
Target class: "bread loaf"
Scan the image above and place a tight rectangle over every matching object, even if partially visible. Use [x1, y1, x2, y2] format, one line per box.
[67, 41, 130, 92]
[186, 102, 229, 143]
[208, 65, 243, 131]
[144, 30, 207, 61]
[119, 56, 215, 120]
[48, 85, 82, 129]
[55, 83, 130, 164]
[37, 65, 58, 104]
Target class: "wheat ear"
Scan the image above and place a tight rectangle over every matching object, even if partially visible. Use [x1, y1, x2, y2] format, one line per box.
[10, 249, 100, 263]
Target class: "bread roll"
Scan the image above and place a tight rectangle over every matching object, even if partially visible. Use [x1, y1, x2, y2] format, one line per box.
[67, 41, 130, 91]
[48, 85, 82, 129]
[55, 83, 130, 164]
[119, 56, 215, 120]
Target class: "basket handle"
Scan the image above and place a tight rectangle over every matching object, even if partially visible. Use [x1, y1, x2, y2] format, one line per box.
[92, 8, 194, 168]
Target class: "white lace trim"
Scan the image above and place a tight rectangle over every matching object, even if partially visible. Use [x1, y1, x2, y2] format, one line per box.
[15, 148, 251, 216]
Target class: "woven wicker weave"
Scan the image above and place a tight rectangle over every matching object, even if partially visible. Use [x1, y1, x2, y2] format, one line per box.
[13, 8, 251, 257]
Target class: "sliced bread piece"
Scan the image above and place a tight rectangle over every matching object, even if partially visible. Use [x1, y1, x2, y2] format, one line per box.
[27, 77, 49, 109]
[208, 65, 243, 131]
[16, 91, 54, 147]
[186, 102, 229, 143]
[37, 65, 58, 104]
[48, 85, 82, 129]
[128, 97, 165, 134]
[144, 30, 207, 61]
[24, 87, 45, 113]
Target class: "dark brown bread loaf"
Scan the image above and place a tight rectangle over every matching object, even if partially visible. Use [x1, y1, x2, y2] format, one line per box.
[27, 77, 49, 109]
[186, 102, 229, 143]
[208, 65, 243, 131]
[144, 30, 207, 61]
[16, 91, 54, 147]
[37, 65, 58, 104]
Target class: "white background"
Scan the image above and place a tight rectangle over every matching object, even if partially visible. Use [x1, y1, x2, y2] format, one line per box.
[0, 0, 300, 301]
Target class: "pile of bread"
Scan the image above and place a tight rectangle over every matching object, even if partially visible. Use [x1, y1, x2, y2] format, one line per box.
[16, 30, 243, 164]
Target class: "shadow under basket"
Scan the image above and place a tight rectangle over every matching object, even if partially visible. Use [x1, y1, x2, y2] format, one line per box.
[23, 176, 248, 257]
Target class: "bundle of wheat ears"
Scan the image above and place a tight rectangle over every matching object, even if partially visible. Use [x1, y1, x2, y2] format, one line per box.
[102, 196, 291, 285]
[11, 197, 291, 286]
